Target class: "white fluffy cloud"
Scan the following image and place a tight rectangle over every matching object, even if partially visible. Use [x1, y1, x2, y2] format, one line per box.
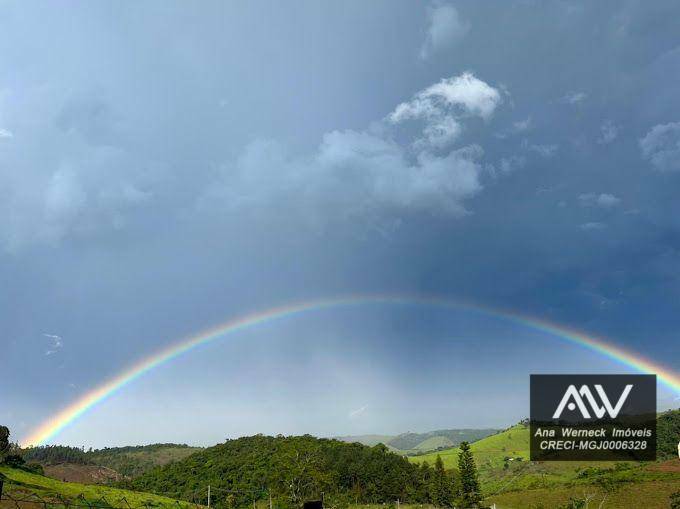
[204, 132, 485, 226]
[419, 3, 470, 60]
[640, 122, 680, 172]
[2, 74, 500, 250]
[201, 74, 502, 229]
[390, 73, 501, 122]
[389, 73, 501, 148]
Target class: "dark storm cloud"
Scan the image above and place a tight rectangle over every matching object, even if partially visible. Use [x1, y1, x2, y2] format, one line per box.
[1, 0, 680, 445]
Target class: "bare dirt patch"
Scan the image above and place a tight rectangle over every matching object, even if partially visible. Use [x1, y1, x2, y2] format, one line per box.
[645, 458, 680, 473]
[43, 463, 123, 484]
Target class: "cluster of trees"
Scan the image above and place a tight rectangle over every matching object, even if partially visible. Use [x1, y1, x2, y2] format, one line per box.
[20, 443, 198, 477]
[0, 426, 43, 475]
[418, 443, 483, 508]
[21, 445, 91, 465]
[657, 409, 680, 459]
[88, 444, 198, 477]
[124, 435, 484, 509]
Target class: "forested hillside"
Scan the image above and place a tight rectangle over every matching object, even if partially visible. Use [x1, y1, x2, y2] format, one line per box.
[657, 408, 680, 459]
[21, 443, 202, 477]
[123, 435, 455, 508]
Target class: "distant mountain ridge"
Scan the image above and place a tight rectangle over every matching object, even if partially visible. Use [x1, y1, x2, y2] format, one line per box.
[337, 428, 498, 454]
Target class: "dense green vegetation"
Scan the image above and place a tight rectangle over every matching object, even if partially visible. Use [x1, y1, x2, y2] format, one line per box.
[123, 435, 465, 509]
[88, 444, 203, 478]
[334, 435, 394, 448]
[456, 443, 482, 508]
[21, 445, 90, 465]
[657, 408, 680, 459]
[1, 425, 44, 476]
[20, 443, 202, 478]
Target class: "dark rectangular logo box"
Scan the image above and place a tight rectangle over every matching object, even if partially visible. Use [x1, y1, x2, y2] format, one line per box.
[530, 374, 656, 461]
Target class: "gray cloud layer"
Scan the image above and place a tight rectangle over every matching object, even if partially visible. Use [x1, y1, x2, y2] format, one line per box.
[3, 0, 680, 446]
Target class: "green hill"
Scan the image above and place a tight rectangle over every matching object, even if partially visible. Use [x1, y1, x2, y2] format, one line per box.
[410, 410, 680, 507]
[412, 436, 454, 452]
[411, 424, 529, 470]
[0, 465, 197, 508]
[88, 444, 203, 478]
[388, 429, 498, 453]
[22, 443, 203, 479]
[338, 429, 498, 455]
[487, 474, 680, 509]
[124, 435, 443, 509]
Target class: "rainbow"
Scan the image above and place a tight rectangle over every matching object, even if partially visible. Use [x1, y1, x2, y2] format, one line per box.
[21, 294, 680, 447]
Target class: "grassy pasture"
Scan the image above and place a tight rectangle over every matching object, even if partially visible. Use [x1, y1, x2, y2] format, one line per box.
[0, 466, 198, 508]
[409, 424, 680, 505]
[485, 479, 680, 509]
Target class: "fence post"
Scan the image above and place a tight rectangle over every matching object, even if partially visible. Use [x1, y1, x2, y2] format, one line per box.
[0, 473, 4, 500]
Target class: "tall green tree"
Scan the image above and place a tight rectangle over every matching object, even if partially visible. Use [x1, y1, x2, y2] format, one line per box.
[657, 409, 680, 458]
[0, 426, 10, 459]
[456, 442, 482, 508]
[430, 455, 455, 507]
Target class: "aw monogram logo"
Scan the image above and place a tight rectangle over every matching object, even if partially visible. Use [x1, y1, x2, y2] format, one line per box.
[552, 383, 633, 419]
[530, 374, 656, 461]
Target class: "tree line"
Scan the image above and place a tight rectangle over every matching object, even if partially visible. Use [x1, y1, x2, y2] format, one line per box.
[123, 435, 484, 509]
[20, 442, 198, 477]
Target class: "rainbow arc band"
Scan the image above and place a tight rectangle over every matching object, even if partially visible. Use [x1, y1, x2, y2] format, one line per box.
[22, 294, 680, 447]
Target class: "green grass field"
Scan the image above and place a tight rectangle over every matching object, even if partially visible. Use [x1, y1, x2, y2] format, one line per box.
[486, 479, 680, 509]
[410, 436, 455, 452]
[411, 425, 529, 470]
[0, 466, 199, 508]
[409, 424, 680, 507]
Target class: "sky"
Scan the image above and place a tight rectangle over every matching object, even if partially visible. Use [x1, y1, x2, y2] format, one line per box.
[1, 0, 680, 448]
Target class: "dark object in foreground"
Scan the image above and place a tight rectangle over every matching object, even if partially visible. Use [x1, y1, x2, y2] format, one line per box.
[303, 500, 322, 509]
